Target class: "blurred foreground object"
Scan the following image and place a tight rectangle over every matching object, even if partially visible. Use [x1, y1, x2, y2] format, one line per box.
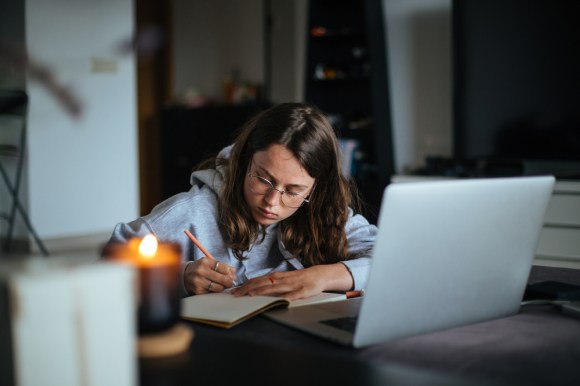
[0, 26, 164, 120]
[0, 40, 83, 119]
[0, 256, 137, 386]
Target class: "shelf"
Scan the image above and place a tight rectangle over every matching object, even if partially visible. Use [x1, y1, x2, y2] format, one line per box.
[310, 26, 364, 38]
[305, 0, 393, 224]
[160, 105, 263, 200]
[310, 77, 370, 84]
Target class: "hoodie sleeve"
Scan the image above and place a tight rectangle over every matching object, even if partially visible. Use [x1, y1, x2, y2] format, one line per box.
[340, 210, 377, 290]
[104, 180, 225, 299]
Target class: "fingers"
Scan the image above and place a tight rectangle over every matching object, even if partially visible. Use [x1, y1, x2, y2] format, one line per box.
[205, 279, 223, 293]
[198, 278, 227, 294]
[208, 259, 237, 286]
[184, 258, 237, 295]
[211, 259, 232, 276]
[230, 269, 323, 300]
[231, 273, 286, 297]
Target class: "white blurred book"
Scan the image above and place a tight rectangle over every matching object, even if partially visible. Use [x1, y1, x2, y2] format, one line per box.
[0, 256, 137, 386]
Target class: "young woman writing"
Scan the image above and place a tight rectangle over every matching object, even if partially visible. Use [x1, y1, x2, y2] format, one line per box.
[106, 103, 377, 299]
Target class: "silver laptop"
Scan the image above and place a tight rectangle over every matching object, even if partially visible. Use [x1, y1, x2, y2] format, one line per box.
[264, 176, 555, 347]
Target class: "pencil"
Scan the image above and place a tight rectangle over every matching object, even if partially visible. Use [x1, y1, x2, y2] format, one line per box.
[183, 229, 238, 286]
[346, 290, 364, 299]
[184, 229, 215, 260]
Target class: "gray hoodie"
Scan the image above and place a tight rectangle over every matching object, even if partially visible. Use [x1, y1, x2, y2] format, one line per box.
[107, 146, 377, 297]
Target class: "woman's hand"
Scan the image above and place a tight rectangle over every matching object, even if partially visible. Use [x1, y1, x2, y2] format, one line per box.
[184, 257, 237, 295]
[230, 263, 353, 300]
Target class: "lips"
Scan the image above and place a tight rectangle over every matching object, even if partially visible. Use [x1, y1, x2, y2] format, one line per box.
[258, 207, 277, 220]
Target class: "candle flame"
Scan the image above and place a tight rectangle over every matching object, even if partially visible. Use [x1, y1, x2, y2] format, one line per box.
[138, 234, 158, 258]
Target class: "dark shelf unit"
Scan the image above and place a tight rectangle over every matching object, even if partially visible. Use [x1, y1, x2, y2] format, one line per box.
[304, 0, 394, 224]
[160, 104, 263, 200]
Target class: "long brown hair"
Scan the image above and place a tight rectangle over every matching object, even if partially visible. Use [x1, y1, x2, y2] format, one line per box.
[216, 103, 362, 266]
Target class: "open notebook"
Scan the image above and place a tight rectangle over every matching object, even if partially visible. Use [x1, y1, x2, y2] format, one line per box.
[180, 291, 346, 328]
[264, 176, 555, 347]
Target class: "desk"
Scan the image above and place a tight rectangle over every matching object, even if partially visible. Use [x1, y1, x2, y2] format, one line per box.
[140, 266, 580, 386]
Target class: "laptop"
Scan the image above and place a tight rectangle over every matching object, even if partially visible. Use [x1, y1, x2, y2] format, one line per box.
[264, 176, 555, 347]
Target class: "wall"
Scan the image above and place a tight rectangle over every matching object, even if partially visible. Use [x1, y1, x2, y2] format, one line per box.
[269, 0, 307, 103]
[172, 0, 306, 105]
[2, 0, 453, 251]
[172, 0, 453, 173]
[172, 0, 264, 103]
[383, 0, 452, 174]
[20, 0, 139, 250]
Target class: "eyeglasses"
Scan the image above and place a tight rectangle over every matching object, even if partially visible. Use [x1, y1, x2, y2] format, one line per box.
[247, 173, 312, 208]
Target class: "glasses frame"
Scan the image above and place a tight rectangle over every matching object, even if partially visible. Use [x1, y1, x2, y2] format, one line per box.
[247, 172, 313, 208]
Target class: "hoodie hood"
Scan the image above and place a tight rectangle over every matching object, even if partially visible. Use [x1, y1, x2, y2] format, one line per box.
[189, 145, 233, 194]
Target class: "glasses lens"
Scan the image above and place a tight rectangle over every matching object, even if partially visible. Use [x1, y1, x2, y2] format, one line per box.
[249, 175, 272, 194]
[248, 175, 306, 208]
[281, 194, 304, 208]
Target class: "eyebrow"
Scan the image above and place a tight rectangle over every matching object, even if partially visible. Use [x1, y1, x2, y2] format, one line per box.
[254, 164, 310, 190]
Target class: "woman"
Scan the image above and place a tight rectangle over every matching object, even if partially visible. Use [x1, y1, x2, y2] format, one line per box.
[106, 103, 377, 299]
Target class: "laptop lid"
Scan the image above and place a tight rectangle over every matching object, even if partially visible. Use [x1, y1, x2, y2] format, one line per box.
[265, 176, 555, 348]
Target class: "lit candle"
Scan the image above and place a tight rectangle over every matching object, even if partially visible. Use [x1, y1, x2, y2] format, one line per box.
[104, 235, 181, 334]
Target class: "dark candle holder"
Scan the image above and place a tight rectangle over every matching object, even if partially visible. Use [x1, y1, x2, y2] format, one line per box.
[104, 237, 194, 357]
[103, 238, 182, 334]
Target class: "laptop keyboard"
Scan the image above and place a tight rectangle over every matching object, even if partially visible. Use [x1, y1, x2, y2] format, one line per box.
[320, 316, 359, 333]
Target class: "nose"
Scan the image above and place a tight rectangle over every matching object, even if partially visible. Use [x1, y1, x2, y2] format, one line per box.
[263, 188, 282, 206]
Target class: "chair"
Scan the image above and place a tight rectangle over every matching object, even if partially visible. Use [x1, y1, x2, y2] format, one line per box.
[0, 89, 49, 256]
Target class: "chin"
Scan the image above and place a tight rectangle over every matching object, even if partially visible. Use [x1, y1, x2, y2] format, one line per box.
[256, 218, 277, 227]
[253, 213, 279, 227]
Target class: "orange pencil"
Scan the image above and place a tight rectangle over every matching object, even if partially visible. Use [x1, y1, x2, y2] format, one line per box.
[184, 229, 215, 260]
[346, 290, 365, 299]
[184, 229, 238, 286]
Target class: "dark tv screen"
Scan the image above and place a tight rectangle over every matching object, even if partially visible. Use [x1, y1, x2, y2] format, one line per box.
[452, 0, 580, 175]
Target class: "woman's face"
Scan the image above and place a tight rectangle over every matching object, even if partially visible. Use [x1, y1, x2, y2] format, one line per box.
[243, 144, 316, 227]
